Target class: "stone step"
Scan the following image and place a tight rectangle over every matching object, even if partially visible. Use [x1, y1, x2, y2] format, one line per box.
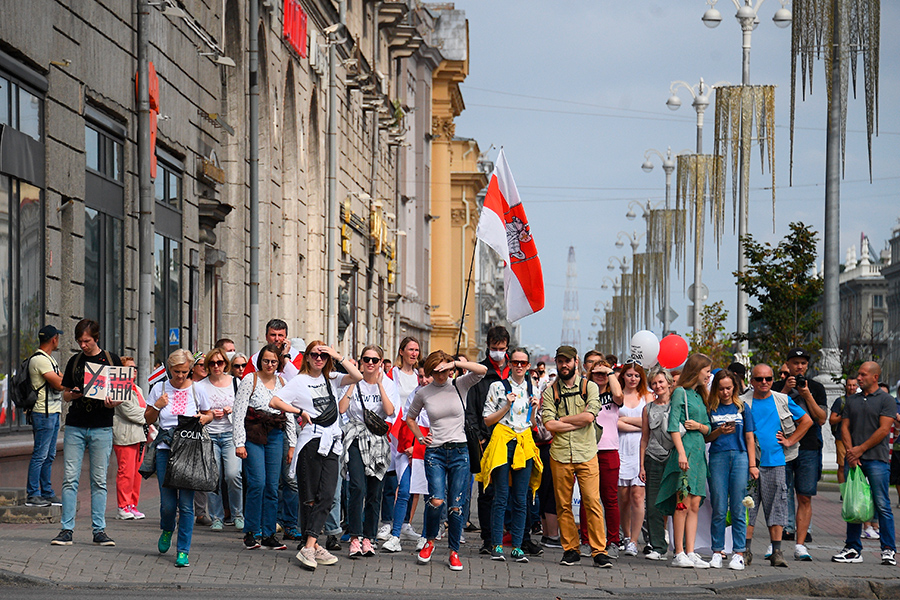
[0, 503, 61, 524]
[0, 488, 27, 507]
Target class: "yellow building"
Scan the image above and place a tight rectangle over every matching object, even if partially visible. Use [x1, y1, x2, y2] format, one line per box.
[428, 5, 488, 359]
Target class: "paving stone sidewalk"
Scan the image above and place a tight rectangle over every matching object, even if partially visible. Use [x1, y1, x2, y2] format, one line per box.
[1, 480, 898, 596]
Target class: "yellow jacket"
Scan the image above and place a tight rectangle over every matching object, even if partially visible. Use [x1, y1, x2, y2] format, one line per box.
[475, 423, 543, 493]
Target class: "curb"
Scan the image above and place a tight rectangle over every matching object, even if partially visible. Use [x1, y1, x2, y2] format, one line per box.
[0, 568, 57, 588]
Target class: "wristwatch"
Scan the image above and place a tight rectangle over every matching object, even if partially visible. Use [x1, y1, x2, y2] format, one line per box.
[417, 436, 425, 445]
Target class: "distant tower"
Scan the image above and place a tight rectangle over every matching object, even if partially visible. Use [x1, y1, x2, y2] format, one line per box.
[561, 246, 581, 348]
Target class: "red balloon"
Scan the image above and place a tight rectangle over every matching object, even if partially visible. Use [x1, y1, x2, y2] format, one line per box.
[657, 334, 689, 369]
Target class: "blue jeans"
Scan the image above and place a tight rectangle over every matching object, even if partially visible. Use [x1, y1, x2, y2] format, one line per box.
[381, 471, 397, 524]
[323, 461, 344, 537]
[844, 460, 896, 552]
[708, 450, 749, 553]
[423, 444, 469, 552]
[277, 434, 299, 529]
[347, 440, 385, 539]
[391, 464, 412, 537]
[28, 412, 60, 498]
[243, 428, 283, 537]
[207, 431, 243, 521]
[156, 447, 195, 552]
[490, 439, 533, 548]
[61, 426, 113, 533]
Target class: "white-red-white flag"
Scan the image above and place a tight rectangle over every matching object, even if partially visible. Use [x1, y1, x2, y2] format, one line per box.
[475, 149, 544, 322]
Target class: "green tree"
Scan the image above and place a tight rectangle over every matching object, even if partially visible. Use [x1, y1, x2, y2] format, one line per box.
[687, 300, 733, 367]
[734, 222, 824, 365]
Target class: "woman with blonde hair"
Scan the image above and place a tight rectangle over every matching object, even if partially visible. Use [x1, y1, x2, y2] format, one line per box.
[704, 369, 756, 571]
[143, 349, 213, 568]
[655, 353, 713, 569]
[640, 367, 674, 561]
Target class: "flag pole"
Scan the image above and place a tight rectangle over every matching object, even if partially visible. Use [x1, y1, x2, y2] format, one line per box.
[455, 236, 479, 357]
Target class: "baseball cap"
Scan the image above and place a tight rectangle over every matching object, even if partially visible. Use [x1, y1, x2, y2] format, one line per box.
[786, 347, 811, 361]
[38, 325, 64, 342]
[555, 345, 578, 360]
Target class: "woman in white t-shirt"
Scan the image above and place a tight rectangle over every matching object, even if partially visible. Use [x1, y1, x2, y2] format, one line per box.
[270, 340, 362, 571]
[194, 347, 243, 531]
[617, 362, 652, 556]
[143, 349, 213, 568]
[339, 345, 397, 558]
[392, 336, 421, 403]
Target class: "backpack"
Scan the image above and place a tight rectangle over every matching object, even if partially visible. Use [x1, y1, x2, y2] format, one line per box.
[9, 352, 45, 413]
[550, 377, 603, 444]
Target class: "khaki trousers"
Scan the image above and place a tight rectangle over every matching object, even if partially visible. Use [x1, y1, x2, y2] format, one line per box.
[550, 455, 607, 555]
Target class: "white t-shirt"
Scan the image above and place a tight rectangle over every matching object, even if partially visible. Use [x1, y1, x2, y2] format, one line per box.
[193, 377, 236, 434]
[391, 367, 419, 404]
[147, 381, 211, 449]
[346, 377, 399, 423]
[281, 372, 354, 467]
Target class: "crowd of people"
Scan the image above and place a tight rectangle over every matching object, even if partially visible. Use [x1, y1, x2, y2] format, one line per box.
[22, 318, 900, 572]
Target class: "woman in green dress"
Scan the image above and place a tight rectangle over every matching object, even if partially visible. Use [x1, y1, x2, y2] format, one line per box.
[655, 353, 713, 569]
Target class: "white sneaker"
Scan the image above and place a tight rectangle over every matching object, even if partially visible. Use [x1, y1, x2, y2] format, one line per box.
[709, 552, 723, 568]
[728, 554, 745, 571]
[415, 536, 427, 551]
[623, 540, 639, 556]
[764, 544, 773, 559]
[672, 552, 693, 568]
[645, 550, 666, 561]
[116, 507, 134, 520]
[400, 522, 419, 541]
[376, 523, 391, 541]
[864, 526, 880, 539]
[688, 552, 710, 568]
[794, 543, 812, 561]
[381, 535, 402, 553]
[436, 523, 445, 540]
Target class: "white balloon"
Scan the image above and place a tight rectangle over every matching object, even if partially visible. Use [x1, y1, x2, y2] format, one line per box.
[629, 330, 660, 369]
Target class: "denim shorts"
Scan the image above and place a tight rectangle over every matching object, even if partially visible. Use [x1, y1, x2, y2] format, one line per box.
[786, 449, 822, 497]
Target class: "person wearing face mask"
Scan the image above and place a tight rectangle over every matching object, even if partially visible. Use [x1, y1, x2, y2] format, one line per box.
[465, 325, 511, 555]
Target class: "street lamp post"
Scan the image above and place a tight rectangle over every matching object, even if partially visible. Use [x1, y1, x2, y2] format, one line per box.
[701, 0, 791, 357]
[608, 256, 629, 275]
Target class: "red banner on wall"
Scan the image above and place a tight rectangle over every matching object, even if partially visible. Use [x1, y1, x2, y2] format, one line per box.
[283, 0, 307, 58]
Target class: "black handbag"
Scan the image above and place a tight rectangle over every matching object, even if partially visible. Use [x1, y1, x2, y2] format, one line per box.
[358, 388, 389, 436]
[163, 415, 219, 492]
[310, 376, 339, 427]
[453, 380, 483, 474]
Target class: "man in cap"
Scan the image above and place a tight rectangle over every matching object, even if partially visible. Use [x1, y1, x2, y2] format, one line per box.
[25, 326, 66, 507]
[771, 348, 828, 560]
[541, 346, 612, 568]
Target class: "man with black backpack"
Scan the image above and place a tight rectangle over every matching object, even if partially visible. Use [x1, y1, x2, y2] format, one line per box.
[51, 319, 122, 547]
[24, 326, 66, 507]
[541, 345, 612, 568]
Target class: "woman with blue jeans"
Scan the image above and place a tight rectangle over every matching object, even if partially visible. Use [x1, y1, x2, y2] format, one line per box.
[406, 351, 486, 572]
[477, 348, 542, 563]
[144, 349, 213, 568]
[705, 369, 757, 571]
[195, 347, 244, 531]
[232, 344, 293, 550]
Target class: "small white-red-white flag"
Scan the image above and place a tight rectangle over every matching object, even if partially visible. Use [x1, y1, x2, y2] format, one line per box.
[475, 149, 544, 322]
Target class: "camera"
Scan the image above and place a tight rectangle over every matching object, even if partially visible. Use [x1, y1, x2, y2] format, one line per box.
[795, 375, 807, 389]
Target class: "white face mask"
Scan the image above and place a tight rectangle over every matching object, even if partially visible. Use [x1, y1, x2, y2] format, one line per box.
[489, 350, 506, 363]
[225, 351, 236, 361]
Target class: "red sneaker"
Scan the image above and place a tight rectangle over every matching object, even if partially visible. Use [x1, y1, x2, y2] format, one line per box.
[417, 540, 435, 564]
[448, 551, 463, 571]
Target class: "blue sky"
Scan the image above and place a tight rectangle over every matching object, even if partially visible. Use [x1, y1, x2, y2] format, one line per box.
[453, 1, 900, 354]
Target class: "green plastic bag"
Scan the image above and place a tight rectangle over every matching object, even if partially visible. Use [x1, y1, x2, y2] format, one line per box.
[841, 465, 875, 524]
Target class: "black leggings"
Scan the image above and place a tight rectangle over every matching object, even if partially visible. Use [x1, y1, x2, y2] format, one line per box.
[537, 443, 556, 516]
[297, 437, 339, 539]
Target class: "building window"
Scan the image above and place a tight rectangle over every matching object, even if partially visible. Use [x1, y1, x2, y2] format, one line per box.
[84, 108, 126, 353]
[873, 320, 884, 338]
[154, 234, 181, 364]
[873, 294, 884, 308]
[155, 160, 182, 211]
[0, 177, 44, 432]
[0, 75, 42, 142]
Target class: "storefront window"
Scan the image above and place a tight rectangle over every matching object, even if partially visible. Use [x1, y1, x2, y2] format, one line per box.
[84, 208, 124, 353]
[154, 234, 181, 364]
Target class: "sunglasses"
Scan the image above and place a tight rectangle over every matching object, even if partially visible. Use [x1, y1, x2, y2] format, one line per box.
[779, 371, 789, 377]
[753, 376, 774, 383]
[510, 360, 528, 367]
[308, 352, 327, 360]
[210, 360, 226, 367]
[232, 363, 247, 369]
[261, 359, 280, 366]
[360, 356, 381, 364]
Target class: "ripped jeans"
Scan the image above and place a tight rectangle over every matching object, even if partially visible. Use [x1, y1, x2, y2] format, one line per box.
[423, 444, 469, 552]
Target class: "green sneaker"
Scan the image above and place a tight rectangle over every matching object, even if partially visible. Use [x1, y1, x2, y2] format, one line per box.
[158, 530, 173, 554]
[490, 544, 505, 561]
[511, 548, 529, 563]
[175, 551, 189, 568]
